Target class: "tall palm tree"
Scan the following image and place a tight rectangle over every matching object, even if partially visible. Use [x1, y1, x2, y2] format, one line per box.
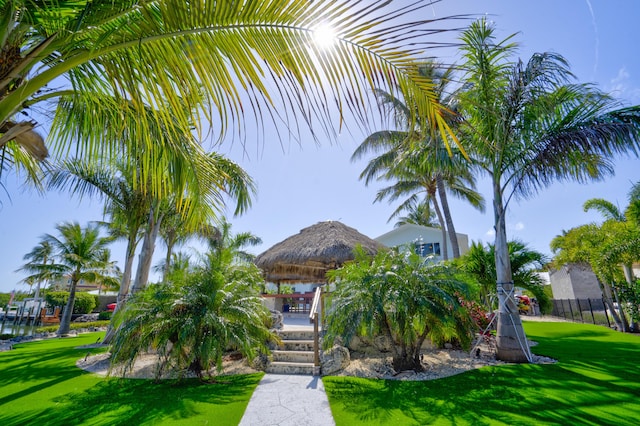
[458, 19, 640, 361]
[47, 160, 148, 305]
[17, 240, 53, 301]
[1, 1, 460, 191]
[34, 222, 116, 336]
[353, 62, 484, 260]
[394, 198, 440, 229]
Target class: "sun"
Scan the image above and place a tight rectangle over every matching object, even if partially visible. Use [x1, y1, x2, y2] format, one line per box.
[313, 23, 338, 49]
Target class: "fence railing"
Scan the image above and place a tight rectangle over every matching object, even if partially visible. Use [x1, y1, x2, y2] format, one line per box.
[551, 298, 612, 327]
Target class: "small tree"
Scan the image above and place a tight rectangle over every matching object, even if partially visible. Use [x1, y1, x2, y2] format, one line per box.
[324, 247, 474, 372]
[110, 223, 275, 381]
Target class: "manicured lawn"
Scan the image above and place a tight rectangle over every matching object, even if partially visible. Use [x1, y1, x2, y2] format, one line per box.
[0, 332, 262, 426]
[324, 321, 640, 426]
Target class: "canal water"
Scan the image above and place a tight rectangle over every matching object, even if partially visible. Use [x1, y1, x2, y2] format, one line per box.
[0, 321, 39, 337]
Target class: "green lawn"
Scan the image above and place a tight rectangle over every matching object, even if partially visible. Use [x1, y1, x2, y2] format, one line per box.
[324, 321, 640, 426]
[0, 332, 262, 426]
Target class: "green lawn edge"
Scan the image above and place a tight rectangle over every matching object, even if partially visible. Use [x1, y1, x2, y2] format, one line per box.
[0, 332, 263, 426]
[323, 321, 640, 426]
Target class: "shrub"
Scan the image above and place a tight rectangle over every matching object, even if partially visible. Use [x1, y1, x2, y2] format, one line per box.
[36, 320, 109, 334]
[45, 291, 96, 314]
[98, 311, 112, 321]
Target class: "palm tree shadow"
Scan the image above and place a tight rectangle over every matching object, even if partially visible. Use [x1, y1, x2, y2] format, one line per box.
[0, 374, 262, 426]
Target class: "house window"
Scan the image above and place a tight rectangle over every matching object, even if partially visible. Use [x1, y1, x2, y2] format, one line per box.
[415, 242, 440, 257]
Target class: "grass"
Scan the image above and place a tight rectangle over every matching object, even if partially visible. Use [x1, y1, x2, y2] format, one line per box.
[324, 321, 640, 426]
[0, 332, 263, 426]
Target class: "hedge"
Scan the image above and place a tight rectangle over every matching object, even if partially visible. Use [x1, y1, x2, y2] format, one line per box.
[45, 291, 97, 314]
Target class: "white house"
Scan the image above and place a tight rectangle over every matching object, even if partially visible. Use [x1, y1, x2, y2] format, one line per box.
[375, 224, 469, 260]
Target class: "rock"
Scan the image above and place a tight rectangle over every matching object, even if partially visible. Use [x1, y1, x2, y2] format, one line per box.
[321, 345, 350, 375]
[250, 353, 269, 371]
[373, 335, 393, 352]
[74, 313, 99, 323]
[270, 310, 283, 330]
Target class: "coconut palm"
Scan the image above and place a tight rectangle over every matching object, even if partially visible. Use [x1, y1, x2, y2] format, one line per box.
[458, 19, 640, 361]
[33, 222, 117, 336]
[1, 0, 460, 192]
[110, 225, 274, 381]
[17, 240, 53, 299]
[324, 247, 474, 372]
[394, 198, 440, 228]
[353, 62, 484, 260]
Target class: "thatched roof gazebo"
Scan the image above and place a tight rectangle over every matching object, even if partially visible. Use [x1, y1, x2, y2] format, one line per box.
[254, 220, 384, 284]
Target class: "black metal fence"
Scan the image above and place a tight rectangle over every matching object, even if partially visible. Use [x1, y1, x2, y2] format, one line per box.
[551, 298, 612, 327]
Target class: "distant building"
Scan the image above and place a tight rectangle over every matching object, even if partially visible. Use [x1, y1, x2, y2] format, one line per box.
[375, 224, 469, 261]
[549, 263, 603, 300]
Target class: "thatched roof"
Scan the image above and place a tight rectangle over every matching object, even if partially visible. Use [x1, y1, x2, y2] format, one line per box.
[254, 221, 384, 283]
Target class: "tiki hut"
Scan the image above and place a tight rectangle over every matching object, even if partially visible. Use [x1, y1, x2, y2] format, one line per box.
[254, 220, 384, 284]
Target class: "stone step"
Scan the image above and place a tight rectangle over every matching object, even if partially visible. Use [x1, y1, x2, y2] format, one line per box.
[279, 339, 315, 352]
[266, 361, 316, 375]
[272, 350, 315, 363]
[279, 330, 315, 340]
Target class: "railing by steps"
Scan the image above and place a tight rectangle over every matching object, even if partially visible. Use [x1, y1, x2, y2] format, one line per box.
[309, 286, 322, 375]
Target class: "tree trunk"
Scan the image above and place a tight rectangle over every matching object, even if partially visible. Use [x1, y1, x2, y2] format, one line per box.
[392, 349, 424, 372]
[132, 206, 163, 294]
[493, 184, 530, 363]
[57, 278, 78, 336]
[431, 195, 448, 261]
[612, 285, 630, 332]
[598, 279, 625, 331]
[436, 175, 460, 258]
[162, 235, 176, 283]
[103, 234, 138, 344]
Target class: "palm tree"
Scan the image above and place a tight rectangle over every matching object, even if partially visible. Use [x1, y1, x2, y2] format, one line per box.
[1, 1, 460, 191]
[36, 222, 116, 336]
[458, 19, 640, 361]
[47, 160, 148, 306]
[353, 62, 484, 260]
[394, 198, 440, 228]
[584, 182, 640, 285]
[17, 241, 53, 300]
[455, 240, 550, 313]
[324, 247, 473, 372]
[110, 224, 274, 381]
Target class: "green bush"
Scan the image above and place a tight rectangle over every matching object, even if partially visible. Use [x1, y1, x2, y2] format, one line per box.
[0, 333, 15, 340]
[98, 311, 112, 320]
[45, 291, 96, 314]
[36, 320, 110, 334]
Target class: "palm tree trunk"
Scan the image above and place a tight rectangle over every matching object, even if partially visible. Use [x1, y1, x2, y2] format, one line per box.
[57, 278, 78, 336]
[132, 207, 163, 293]
[599, 279, 625, 331]
[430, 195, 448, 261]
[103, 235, 137, 344]
[163, 236, 176, 283]
[436, 175, 460, 258]
[493, 184, 530, 362]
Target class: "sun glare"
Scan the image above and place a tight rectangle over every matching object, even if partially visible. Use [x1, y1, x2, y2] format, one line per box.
[313, 24, 337, 49]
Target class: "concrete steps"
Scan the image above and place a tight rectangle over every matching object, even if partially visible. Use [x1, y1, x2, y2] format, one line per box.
[267, 330, 318, 375]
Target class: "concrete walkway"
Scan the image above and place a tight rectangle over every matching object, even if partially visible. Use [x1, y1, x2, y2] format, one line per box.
[239, 374, 335, 426]
[239, 314, 335, 425]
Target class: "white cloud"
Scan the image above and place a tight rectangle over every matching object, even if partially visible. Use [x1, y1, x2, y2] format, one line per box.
[607, 67, 640, 104]
[485, 228, 495, 238]
[512, 222, 525, 231]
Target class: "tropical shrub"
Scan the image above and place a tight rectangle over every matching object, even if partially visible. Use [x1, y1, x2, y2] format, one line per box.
[324, 247, 474, 372]
[110, 229, 276, 381]
[45, 291, 96, 314]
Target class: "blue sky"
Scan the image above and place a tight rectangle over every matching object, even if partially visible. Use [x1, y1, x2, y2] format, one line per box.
[1, 1, 639, 293]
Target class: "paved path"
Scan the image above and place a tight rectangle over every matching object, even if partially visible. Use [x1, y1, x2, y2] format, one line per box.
[239, 374, 335, 426]
[239, 314, 335, 425]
